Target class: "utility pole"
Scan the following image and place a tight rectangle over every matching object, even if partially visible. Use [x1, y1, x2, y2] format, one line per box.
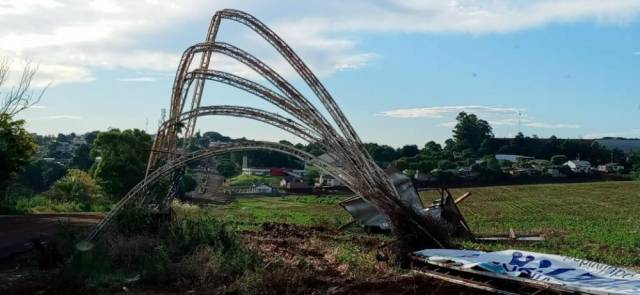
[517, 111, 522, 134]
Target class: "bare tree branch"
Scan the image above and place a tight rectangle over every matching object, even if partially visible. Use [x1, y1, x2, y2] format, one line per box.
[0, 57, 50, 116]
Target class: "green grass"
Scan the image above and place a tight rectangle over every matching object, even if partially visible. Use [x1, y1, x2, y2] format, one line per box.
[420, 182, 640, 266]
[228, 175, 282, 187]
[208, 195, 351, 230]
[1, 195, 112, 214]
[203, 182, 640, 267]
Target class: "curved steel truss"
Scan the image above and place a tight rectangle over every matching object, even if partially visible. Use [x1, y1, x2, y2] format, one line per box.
[89, 9, 444, 247]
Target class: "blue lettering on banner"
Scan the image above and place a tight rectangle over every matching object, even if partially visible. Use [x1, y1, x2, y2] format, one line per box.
[414, 249, 640, 294]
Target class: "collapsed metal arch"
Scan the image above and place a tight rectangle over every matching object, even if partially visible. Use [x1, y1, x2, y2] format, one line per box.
[108, 9, 448, 250]
[165, 11, 388, 195]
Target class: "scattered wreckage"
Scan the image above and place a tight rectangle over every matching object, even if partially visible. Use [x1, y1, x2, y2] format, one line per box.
[411, 249, 640, 295]
[340, 168, 543, 243]
[340, 168, 474, 240]
[339, 169, 640, 294]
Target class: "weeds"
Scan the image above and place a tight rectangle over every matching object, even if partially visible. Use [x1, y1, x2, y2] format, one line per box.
[114, 207, 151, 236]
[288, 195, 343, 204]
[334, 242, 377, 278]
[2, 195, 112, 214]
[54, 210, 260, 293]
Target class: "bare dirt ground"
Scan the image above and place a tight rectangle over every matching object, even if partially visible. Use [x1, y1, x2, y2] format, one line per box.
[241, 223, 488, 294]
[0, 213, 102, 294]
[0, 213, 102, 260]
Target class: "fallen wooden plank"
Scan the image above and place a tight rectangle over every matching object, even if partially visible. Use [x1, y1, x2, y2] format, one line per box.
[411, 269, 521, 295]
[454, 192, 472, 204]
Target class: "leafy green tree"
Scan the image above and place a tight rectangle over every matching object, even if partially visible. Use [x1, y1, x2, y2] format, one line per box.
[437, 159, 456, 170]
[20, 160, 67, 192]
[182, 174, 198, 192]
[0, 114, 37, 189]
[423, 141, 443, 155]
[399, 144, 419, 158]
[91, 129, 152, 199]
[48, 169, 99, 202]
[550, 155, 568, 165]
[393, 158, 409, 171]
[71, 144, 94, 170]
[452, 112, 493, 153]
[202, 131, 232, 142]
[478, 139, 493, 155]
[303, 167, 320, 185]
[365, 143, 398, 165]
[83, 131, 100, 146]
[216, 160, 238, 178]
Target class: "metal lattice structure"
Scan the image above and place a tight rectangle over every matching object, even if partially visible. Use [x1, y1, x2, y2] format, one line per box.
[89, 9, 446, 248]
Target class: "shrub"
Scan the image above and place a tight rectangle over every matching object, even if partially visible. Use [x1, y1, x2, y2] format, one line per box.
[106, 234, 160, 270]
[172, 246, 226, 288]
[551, 155, 568, 165]
[290, 195, 342, 205]
[57, 244, 118, 292]
[334, 242, 377, 278]
[140, 245, 170, 282]
[114, 207, 151, 236]
[169, 215, 259, 278]
[48, 169, 100, 202]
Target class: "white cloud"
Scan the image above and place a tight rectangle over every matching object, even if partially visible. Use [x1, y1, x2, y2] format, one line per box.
[633, 51, 640, 55]
[440, 121, 457, 128]
[118, 77, 158, 82]
[525, 122, 580, 129]
[382, 105, 520, 118]
[1, 0, 639, 85]
[384, 104, 580, 131]
[34, 115, 83, 120]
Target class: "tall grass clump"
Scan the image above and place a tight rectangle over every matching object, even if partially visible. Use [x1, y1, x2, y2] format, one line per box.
[169, 215, 260, 279]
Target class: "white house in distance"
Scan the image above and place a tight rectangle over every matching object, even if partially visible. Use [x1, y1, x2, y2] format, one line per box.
[241, 168, 270, 176]
[564, 160, 591, 174]
[314, 174, 342, 187]
[597, 163, 624, 173]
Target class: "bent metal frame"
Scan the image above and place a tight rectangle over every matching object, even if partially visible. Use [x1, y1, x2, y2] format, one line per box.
[88, 9, 439, 244]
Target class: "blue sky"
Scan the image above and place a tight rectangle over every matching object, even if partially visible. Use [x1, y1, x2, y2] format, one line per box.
[2, 0, 639, 147]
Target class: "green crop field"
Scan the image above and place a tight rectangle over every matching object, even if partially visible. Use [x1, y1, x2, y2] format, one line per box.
[438, 182, 640, 267]
[207, 181, 640, 267]
[206, 195, 352, 230]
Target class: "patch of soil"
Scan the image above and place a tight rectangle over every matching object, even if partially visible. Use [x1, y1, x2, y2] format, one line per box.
[241, 222, 491, 294]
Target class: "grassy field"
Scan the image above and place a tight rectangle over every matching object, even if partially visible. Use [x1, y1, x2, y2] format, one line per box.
[207, 195, 351, 230]
[437, 182, 640, 267]
[206, 181, 640, 267]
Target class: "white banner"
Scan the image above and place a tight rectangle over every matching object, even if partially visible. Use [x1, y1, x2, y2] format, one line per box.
[413, 249, 640, 295]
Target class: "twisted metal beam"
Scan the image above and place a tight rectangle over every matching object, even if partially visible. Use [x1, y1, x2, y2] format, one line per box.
[160, 105, 319, 145]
